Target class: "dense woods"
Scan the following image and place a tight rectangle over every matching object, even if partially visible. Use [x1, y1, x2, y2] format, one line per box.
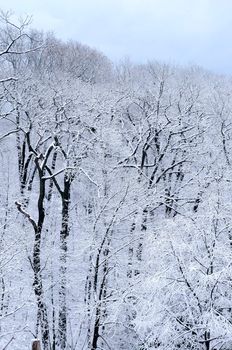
[1, 11, 232, 350]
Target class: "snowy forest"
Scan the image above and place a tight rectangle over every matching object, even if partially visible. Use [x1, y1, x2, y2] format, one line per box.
[1, 10, 232, 350]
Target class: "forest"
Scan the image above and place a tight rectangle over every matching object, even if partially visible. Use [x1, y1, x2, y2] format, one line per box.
[1, 10, 232, 350]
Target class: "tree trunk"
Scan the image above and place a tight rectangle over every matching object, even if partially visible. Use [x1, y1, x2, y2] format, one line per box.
[32, 339, 41, 350]
[34, 172, 50, 350]
[57, 177, 71, 349]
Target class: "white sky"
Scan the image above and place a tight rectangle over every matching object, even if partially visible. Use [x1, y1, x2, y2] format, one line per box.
[0, 0, 231, 74]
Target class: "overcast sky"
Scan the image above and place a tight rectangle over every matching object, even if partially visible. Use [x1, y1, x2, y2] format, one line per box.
[0, 0, 231, 74]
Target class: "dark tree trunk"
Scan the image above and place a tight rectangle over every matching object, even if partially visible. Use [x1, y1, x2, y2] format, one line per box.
[57, 177, 71, 350]
[34, 169, 50, 350]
